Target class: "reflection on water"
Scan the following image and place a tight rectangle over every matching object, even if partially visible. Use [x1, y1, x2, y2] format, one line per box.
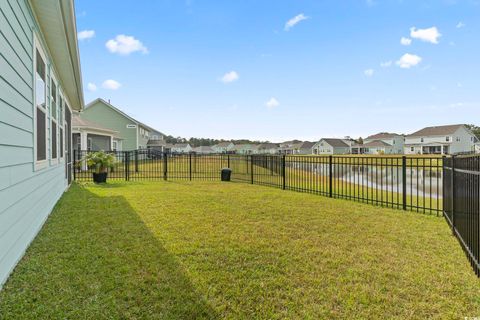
[287, 162, 443, 198]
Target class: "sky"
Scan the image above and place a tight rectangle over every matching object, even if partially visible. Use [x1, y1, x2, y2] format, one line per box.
[75, 0, 480, 142]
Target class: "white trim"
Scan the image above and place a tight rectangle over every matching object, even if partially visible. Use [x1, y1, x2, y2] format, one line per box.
[50, 71, 59, 164]
[58, 90, 65, 161]
[33, 34, 48, 171]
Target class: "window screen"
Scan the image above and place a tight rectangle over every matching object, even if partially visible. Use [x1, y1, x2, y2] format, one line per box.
[51, 81, 57, 119]
[60, 127, 64, 157]
[52, 122, 57, 159]
[36, 109, 46, 161]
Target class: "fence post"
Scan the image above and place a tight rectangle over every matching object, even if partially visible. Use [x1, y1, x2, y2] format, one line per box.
[163, 153, 168, 181]
[135, 150, 139, 173]
[402, 156, 407, 210]
[282, 155, 286, 190]
[189, 153, 192, 181]
[451, 155, 456, 235]
[329, 155, 333, 197]
[227, 154, 230, 168]
[125, 151, 130, 181]
[250, 155, 254, 184]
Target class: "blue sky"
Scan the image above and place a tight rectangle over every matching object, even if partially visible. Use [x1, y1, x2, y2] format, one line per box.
[75, 0, 480, 141]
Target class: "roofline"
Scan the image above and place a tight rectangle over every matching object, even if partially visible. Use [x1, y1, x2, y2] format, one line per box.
[406, 124, 471, 137]
[61, 0, 84, 109]
[29, 0, 84, 110]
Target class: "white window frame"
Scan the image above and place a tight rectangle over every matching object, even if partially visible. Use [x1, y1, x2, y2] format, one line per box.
[50, 72, 59, 164]
[34, 35, 48, 170]
[58, 91, 65, 161]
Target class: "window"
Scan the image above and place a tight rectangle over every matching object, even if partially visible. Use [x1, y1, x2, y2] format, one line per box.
[420, 138, 424, 143]
[411, 147, 414, 152]
[113, 141, 118, 151]
[51, 76, 58, 160]
[87, 138, 92, 151]
[446, 136, 450, 142]
[35, 44, 47, 167]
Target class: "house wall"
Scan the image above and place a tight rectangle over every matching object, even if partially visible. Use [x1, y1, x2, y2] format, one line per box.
[313, 141, 350, 155]
[0, 0, 69, 287]
[404, 127, 475, 154]
[81, 101, 138, 150]
[137, 125, 150, 149]
[364, 136, 404, 154]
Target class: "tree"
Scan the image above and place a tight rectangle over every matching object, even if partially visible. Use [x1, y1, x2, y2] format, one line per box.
[466, 124, 480, 139]
[357, 137, 364, 145]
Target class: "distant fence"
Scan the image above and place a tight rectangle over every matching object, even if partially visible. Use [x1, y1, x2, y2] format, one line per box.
[443, 154, 480, 276]
[74, 150, 480, 276]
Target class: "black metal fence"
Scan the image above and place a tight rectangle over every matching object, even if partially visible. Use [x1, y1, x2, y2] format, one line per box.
[74, 150, 443, 214]
[443, 154, 480, 275]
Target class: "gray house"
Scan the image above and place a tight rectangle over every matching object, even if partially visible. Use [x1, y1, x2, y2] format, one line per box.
[312, 139, 351, 155]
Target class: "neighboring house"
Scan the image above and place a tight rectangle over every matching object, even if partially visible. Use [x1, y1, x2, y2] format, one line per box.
[0, 0, 83, 286]
[80, 98, 157, 150]
[256, 143, 279, 154]
[312, 139, 351, 155]
[278, 141, 300, 154]
[72, 113, 123, 152]
[233, 144, 258, 155]
[292, 141, 315, 154]
[363, 132, 404, 154]
[404, 124, 478, 155]
[211, 142, 235, 153]
[148, 128, 166, 141]
[351, 140, 396, 155]
[147, 139, 168, 153]
[475, 143, 480, 154]
[169, 143, 193, 153]
[193, 146, 215, 154]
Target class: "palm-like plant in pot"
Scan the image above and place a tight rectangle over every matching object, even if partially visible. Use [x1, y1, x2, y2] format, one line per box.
[85, 151, 116, 183]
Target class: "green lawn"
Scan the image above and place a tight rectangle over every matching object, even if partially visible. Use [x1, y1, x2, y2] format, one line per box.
[1, 181, 479, 319]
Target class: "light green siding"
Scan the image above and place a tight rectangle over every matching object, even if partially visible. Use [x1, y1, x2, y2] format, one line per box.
[81, 100, 139, 150]
[0, 0, 68, 287]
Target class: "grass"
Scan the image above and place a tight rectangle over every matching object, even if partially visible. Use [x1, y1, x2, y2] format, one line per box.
[2, 181, 478, 319]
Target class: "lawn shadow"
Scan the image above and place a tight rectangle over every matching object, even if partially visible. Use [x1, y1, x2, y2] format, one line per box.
[0, 185, 219, 319]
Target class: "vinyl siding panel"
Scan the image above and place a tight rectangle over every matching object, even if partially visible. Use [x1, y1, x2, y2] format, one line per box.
[82, 101, 139, 150]
[0, 0, 68, 287]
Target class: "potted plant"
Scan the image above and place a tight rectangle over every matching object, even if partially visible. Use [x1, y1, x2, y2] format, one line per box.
[85, 151, 116, 183]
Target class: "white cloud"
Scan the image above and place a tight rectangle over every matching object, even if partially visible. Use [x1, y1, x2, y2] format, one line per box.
[106, 35, 148, 55]
[265, 97, 280, 109]
[78, 30, 95, 41]
[364, 69, 374, 77]
[102, 79, 122, 90]
[450, 102, 464, 108]
[220, 71, 239, 83]
[396, 53, 422, 69]
[456, 21, 466, 28]
[284, 14, 309, 31]
[400, 37, 412, 46]
[87, 83, 97, 92]
[380, 61, 392, 68]
[410, 26, 441, 44]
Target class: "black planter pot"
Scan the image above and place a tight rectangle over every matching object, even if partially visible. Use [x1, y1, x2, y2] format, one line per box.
[92, 172, 108, 183]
